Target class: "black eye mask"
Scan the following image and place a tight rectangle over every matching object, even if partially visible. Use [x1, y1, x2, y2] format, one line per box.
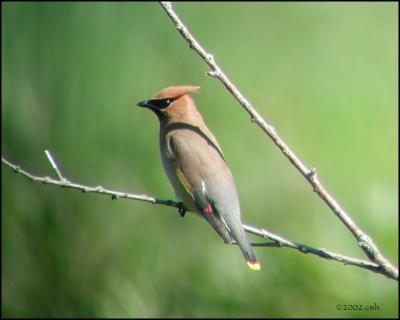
[137, 97, 177, 109]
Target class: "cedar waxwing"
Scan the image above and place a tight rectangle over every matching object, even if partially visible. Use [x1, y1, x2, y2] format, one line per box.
[137, 85, 260, 270]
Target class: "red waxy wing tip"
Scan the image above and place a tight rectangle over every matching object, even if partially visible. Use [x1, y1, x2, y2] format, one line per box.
[203, 203, 213, 214]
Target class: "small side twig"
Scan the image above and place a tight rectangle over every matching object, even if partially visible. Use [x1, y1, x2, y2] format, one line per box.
[44, 149, 65, 181]
[1, 153, 392, 279]
[158, 1, 398, 281]
[2, 154, 165, 205]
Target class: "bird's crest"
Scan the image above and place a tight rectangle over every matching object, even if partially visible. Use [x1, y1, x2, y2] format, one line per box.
[154, 85, 200, 99]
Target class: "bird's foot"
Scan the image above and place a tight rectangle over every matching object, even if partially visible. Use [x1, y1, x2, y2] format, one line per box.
[177, 202, 187, 218]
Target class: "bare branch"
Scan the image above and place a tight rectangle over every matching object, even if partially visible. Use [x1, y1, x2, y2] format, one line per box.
[158, 1, 398, 281]
[1, 155, 171, 206]
[243, 225, 382, 274]
[1, 155, 392, 280]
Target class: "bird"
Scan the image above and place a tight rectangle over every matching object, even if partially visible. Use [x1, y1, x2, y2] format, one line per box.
[137, 85, 260, 270]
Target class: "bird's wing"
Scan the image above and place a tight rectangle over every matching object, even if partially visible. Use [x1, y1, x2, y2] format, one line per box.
[166, 129, 240, 243]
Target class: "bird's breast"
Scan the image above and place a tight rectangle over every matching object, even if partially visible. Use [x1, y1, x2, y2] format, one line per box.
[159, 133, 198, 213]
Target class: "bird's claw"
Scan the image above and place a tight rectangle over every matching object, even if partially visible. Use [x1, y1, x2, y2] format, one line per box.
[177, 202, 187, 218]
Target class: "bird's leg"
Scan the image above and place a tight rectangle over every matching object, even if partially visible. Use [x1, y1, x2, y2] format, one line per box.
[177, 201, 187, 218]
[155, 199, 187, 217]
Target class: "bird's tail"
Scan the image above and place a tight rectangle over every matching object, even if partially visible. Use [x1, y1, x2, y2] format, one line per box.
[232, 229, 261, 271]
[202, 200, 260, 270]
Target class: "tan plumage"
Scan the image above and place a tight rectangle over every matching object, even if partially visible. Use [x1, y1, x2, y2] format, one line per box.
[137, 85, 260, 270]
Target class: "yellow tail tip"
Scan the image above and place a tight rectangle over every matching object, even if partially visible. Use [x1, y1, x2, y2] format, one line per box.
[247, 261, 261, 271]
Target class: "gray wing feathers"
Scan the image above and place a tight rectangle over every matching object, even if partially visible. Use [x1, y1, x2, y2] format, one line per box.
[168, 129, 242, 242]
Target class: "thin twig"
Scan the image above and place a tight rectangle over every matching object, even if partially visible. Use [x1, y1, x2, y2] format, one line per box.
[158, 1, 398, 280]
[243, 225, 382, 274]
[1, 155, 170, 206]
[1, 154, 390, 279]
[45, 149, 65, 181]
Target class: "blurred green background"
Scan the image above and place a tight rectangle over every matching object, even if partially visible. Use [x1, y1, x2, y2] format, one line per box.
[2, 2, 398, 318]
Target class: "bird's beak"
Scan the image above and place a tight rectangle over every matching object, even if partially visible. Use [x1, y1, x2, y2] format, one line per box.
[137, 100, 150, 108]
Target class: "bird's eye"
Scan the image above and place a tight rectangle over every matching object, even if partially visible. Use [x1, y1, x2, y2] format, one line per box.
[150, 97, 175, 109]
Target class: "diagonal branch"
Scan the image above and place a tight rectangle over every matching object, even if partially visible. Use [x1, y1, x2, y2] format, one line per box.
[1, 153, 392, 279]
[158, 1, 398, 280]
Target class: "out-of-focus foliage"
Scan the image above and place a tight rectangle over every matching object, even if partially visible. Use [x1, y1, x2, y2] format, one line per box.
[2, 2, 398, 317]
